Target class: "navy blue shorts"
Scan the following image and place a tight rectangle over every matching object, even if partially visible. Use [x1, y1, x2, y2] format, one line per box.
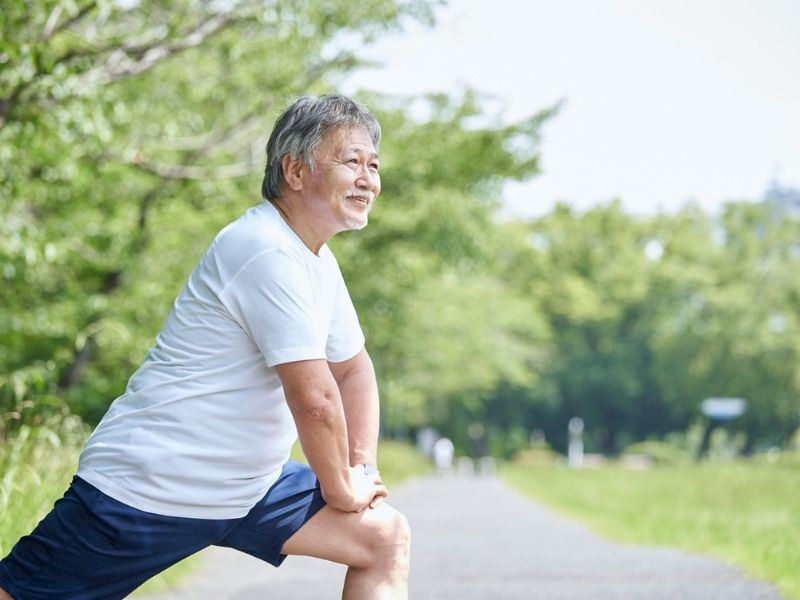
[0, 460, 325, 599]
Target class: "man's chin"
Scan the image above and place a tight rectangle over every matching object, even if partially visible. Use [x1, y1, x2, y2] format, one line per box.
[344, 216, 368, 231]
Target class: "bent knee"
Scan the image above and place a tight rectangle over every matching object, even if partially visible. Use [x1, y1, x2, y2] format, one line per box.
[372, 504, 411, 547]
[357, 505, 411, 567]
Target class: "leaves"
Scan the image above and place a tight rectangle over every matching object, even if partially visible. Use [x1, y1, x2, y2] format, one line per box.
[2, 1, 796, 457]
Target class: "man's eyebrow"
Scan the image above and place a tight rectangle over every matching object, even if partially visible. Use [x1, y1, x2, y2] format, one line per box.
[346, 146, 380, 159]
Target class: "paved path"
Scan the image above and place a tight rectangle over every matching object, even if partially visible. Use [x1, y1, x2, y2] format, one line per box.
[150, 474, 783, 599]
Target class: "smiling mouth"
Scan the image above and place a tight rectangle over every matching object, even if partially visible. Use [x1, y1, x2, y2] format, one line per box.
[346, 194, 372, 207]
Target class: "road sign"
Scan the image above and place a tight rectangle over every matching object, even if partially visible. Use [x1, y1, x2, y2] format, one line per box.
[701, 397, 747, 421]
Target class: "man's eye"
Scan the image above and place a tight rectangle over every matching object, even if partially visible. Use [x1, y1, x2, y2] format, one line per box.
[370, 163, 380, 171]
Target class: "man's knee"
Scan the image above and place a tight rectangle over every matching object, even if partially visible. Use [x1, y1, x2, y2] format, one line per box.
[358, 505, 411, 570]
[0, 585, 14, 600]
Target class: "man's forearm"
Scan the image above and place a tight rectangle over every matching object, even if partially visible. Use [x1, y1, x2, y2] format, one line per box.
[290, 389, 354, 503]
[336, 351, 380, 467]
[277, 360, 360, 511]
[340, 371, 379, 466]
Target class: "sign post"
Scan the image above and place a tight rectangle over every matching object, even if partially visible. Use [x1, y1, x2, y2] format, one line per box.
[698, 397, 747, 459]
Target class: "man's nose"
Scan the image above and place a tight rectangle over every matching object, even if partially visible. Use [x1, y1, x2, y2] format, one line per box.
[355, 167, 379, 192]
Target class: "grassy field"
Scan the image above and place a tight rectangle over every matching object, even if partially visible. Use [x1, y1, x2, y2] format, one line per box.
[0, 423, 86, 558]
[0, 423, 196, 595]
[503, 460, 800, 599]
[1, 429, 430, 595]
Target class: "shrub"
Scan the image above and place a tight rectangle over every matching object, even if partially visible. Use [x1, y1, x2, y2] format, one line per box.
[622, 440, 692, 466]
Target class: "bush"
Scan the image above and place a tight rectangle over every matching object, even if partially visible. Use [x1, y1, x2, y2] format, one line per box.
[514, 447, 562, 466]
[622, 440, 692, 466]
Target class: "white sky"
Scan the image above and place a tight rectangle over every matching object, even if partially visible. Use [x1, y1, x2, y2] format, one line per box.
[340, 0, 800, 218]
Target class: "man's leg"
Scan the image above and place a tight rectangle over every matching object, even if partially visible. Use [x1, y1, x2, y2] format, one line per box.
[217, 461, 411, 599]
[0, 477, 229, 599]
[0, 586, 12, 599]
[281, 502, 411, 600]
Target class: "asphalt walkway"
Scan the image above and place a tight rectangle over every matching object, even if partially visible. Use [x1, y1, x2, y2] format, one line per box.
[150, 474, 783, 599]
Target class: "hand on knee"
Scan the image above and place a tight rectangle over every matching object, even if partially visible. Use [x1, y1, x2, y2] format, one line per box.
[358, 506, 411, 576]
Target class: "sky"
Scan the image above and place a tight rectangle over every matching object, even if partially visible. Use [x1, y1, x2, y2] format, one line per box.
[340, 0, 800, 218]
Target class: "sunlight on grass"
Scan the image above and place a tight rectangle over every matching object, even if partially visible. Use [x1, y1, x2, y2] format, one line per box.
[503, 461, 800, 599]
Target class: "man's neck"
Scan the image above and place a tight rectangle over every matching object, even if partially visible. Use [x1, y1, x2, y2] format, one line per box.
[270, 197, 328, 255]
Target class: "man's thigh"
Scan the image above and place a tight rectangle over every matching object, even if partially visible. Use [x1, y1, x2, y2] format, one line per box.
[0, 477, 228, 599]
[280, 502, 410, 569]
[218, 461, 409, 570]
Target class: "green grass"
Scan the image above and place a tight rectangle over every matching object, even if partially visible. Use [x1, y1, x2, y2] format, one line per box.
[0, 423, 86, 558]
[0, 422, 200, 596]
[129, 558, 199, 596]
[374, 439, 435, 486]
[502, 461, 800, 599]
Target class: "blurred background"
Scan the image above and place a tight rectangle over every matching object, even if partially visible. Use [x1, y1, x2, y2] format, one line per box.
[1, 0, 799, 595]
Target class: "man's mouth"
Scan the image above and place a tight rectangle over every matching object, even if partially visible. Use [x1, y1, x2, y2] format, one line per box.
[346, 193, 372, 207]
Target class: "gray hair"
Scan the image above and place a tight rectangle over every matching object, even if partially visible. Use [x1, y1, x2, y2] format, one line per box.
[262, 94, 381, 201]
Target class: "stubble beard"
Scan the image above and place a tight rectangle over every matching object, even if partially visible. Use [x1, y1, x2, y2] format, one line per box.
[343, 194, 372, 231]
[344, 215, 368, 231]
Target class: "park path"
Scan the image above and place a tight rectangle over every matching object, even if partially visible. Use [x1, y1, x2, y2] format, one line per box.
[149, 473, 783, 600]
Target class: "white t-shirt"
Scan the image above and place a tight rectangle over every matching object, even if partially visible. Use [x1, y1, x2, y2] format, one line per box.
[77, 201, 365, 519]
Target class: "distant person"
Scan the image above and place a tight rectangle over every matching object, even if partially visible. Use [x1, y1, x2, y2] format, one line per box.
[468, 422, 494, 475]
[468, 422, 488, 460]
[0, 95, 410, 600]
[432, 437, 455, 474]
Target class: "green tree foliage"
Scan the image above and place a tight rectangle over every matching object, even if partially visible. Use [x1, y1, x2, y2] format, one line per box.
[334, 91, 557, 434]
[0, 0, 439, 434]
[485, 200, 800, 455]
[491, 202, 666, 454]
[651, 201, 800, 451]
[2, 2, 797, 458]
[1, 1, 555, 444]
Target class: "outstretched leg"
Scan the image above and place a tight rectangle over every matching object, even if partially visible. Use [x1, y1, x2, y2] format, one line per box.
[282, 502, 411, 600]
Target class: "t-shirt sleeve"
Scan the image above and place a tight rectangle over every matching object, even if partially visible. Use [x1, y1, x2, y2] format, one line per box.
[219, 249, 327, 367]
[326, 267, 365, 363]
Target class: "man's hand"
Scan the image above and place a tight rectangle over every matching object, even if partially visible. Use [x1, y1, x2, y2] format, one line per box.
[322, 465, 388, 512]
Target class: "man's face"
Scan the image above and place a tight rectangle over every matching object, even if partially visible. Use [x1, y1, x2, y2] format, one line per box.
[302, 126, 381, 232]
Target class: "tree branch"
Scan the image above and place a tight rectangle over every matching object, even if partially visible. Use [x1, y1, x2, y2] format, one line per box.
[57, 334, 97, 392]
[78, 14, 234, 89]
[1, 11, 235, 128]
[133, 159, 257, 180]
[43, 1, 97, 42]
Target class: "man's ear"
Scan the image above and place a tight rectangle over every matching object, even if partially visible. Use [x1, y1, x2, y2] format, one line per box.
[282, 154, 305, 191]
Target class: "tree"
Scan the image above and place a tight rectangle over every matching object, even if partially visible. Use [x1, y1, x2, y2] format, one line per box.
[652, 201, 800, 452]
[0, 0, 437, 435]
[334, 90, 557, 435]
[1, 2, 561, 447]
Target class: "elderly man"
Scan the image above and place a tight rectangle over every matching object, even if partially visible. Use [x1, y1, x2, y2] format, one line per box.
[0, 94, 410, 600]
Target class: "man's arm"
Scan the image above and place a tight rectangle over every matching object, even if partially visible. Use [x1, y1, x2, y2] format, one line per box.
[328, 347, 379, 468]
[275, 358, 385, 512]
